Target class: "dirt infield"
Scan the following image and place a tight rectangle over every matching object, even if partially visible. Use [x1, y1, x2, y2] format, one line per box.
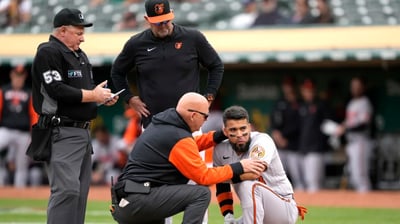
[1, 186, 399, 209]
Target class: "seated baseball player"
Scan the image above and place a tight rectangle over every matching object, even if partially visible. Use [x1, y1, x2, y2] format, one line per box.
[213, 105, 307, 224]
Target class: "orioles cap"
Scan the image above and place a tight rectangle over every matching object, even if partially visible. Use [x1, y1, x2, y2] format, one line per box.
[145, 0, 175, 23]
[53, 8, 93, 28]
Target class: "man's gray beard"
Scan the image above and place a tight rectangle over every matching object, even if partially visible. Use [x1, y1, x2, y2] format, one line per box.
[230, 137, 251, 153]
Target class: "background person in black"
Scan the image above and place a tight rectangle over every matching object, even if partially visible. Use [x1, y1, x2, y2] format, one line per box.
[298, 78, 332, 193]
[31, 8, 118, 224]
[0, 64, 38, 188]
[270, 76, 303, 191]
[111, 0, 224, 129]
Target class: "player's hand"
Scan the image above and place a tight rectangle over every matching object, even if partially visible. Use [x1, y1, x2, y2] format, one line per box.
[224, 213, 236, 224]
[240, 172, 261, 181]
[272, 130, 287, 148]
[240, 158, 267, 175]
[129, 96, 150, 117]
[335, 124, 345, 137]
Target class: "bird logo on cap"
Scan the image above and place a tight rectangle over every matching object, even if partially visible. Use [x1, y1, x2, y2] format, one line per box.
[154, 3, 165, 15]
[79, 13, 84, 21]
[175, 42, 182, 49]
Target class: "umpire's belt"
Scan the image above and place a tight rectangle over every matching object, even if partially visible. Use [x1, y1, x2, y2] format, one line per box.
[38, 115, 90, 129]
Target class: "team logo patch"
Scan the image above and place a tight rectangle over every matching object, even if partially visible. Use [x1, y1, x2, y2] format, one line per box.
[250, 145, 265, 160]
[68, 70, 83, 78]
[175, 42, 182, 49]
[154, 3, 165, 15]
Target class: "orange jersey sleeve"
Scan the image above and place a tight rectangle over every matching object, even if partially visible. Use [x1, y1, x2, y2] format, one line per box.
[193, 130, 217, 151]
[169, 137, 233, 185]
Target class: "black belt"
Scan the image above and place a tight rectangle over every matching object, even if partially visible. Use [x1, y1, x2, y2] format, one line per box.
[38, 115, 91, 129]
[60, 120, 91, 129]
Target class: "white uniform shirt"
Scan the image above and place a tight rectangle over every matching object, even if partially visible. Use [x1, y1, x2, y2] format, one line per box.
[213, 132, 294, 196]
[91, 135, 125, 171]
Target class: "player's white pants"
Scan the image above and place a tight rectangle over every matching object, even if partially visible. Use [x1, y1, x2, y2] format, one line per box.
[346, 136, 372, 192]
[278, 149, 304, 191]
[0, 155, 7, 186]
[0, 127, 31, 187]
[300, 152, 324, 193]
[235, 180, 298, 224]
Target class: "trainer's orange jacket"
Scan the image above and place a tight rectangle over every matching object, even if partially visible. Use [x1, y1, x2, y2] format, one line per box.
[117, 108, 244, 186]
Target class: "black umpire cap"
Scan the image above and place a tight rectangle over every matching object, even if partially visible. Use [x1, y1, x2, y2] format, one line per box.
[53, 8, 93, 28]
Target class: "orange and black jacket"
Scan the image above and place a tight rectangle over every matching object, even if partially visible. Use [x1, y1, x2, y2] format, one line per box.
[118, 108, 244, 186]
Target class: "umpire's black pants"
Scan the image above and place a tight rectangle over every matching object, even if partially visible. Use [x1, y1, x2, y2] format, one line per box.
[112, 184, 211, 224]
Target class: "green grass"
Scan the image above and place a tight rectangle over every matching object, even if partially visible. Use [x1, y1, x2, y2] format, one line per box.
[0, 199, 399, 223]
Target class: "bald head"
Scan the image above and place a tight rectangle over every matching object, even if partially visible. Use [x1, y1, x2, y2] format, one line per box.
[176, 92, 209, 132]
[177, 92, 208, 111]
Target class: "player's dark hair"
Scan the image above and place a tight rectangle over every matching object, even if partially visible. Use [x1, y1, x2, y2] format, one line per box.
[352, 75, 367, 86]
[222, 105, 249, 124]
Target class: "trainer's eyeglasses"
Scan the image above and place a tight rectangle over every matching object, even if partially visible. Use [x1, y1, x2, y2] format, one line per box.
[187, 109, 209, 120]
[152, 20, 170, 26]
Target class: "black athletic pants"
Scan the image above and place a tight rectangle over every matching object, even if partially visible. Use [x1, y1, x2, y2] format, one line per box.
[112, 184, 211, 224]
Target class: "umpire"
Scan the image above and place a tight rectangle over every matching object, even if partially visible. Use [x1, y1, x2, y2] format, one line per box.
[110, 92, 266, 224]
[31, 8, 118, 224]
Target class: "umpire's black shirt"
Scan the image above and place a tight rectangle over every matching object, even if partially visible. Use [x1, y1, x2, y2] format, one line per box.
[31, 35, 97, 121]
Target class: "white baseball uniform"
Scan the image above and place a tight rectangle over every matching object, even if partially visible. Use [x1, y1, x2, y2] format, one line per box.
[91, 134, 126, 185]
[0, 127, 31, 187]
[214, 132, 300, 224]
[345, 96, 374, 192]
